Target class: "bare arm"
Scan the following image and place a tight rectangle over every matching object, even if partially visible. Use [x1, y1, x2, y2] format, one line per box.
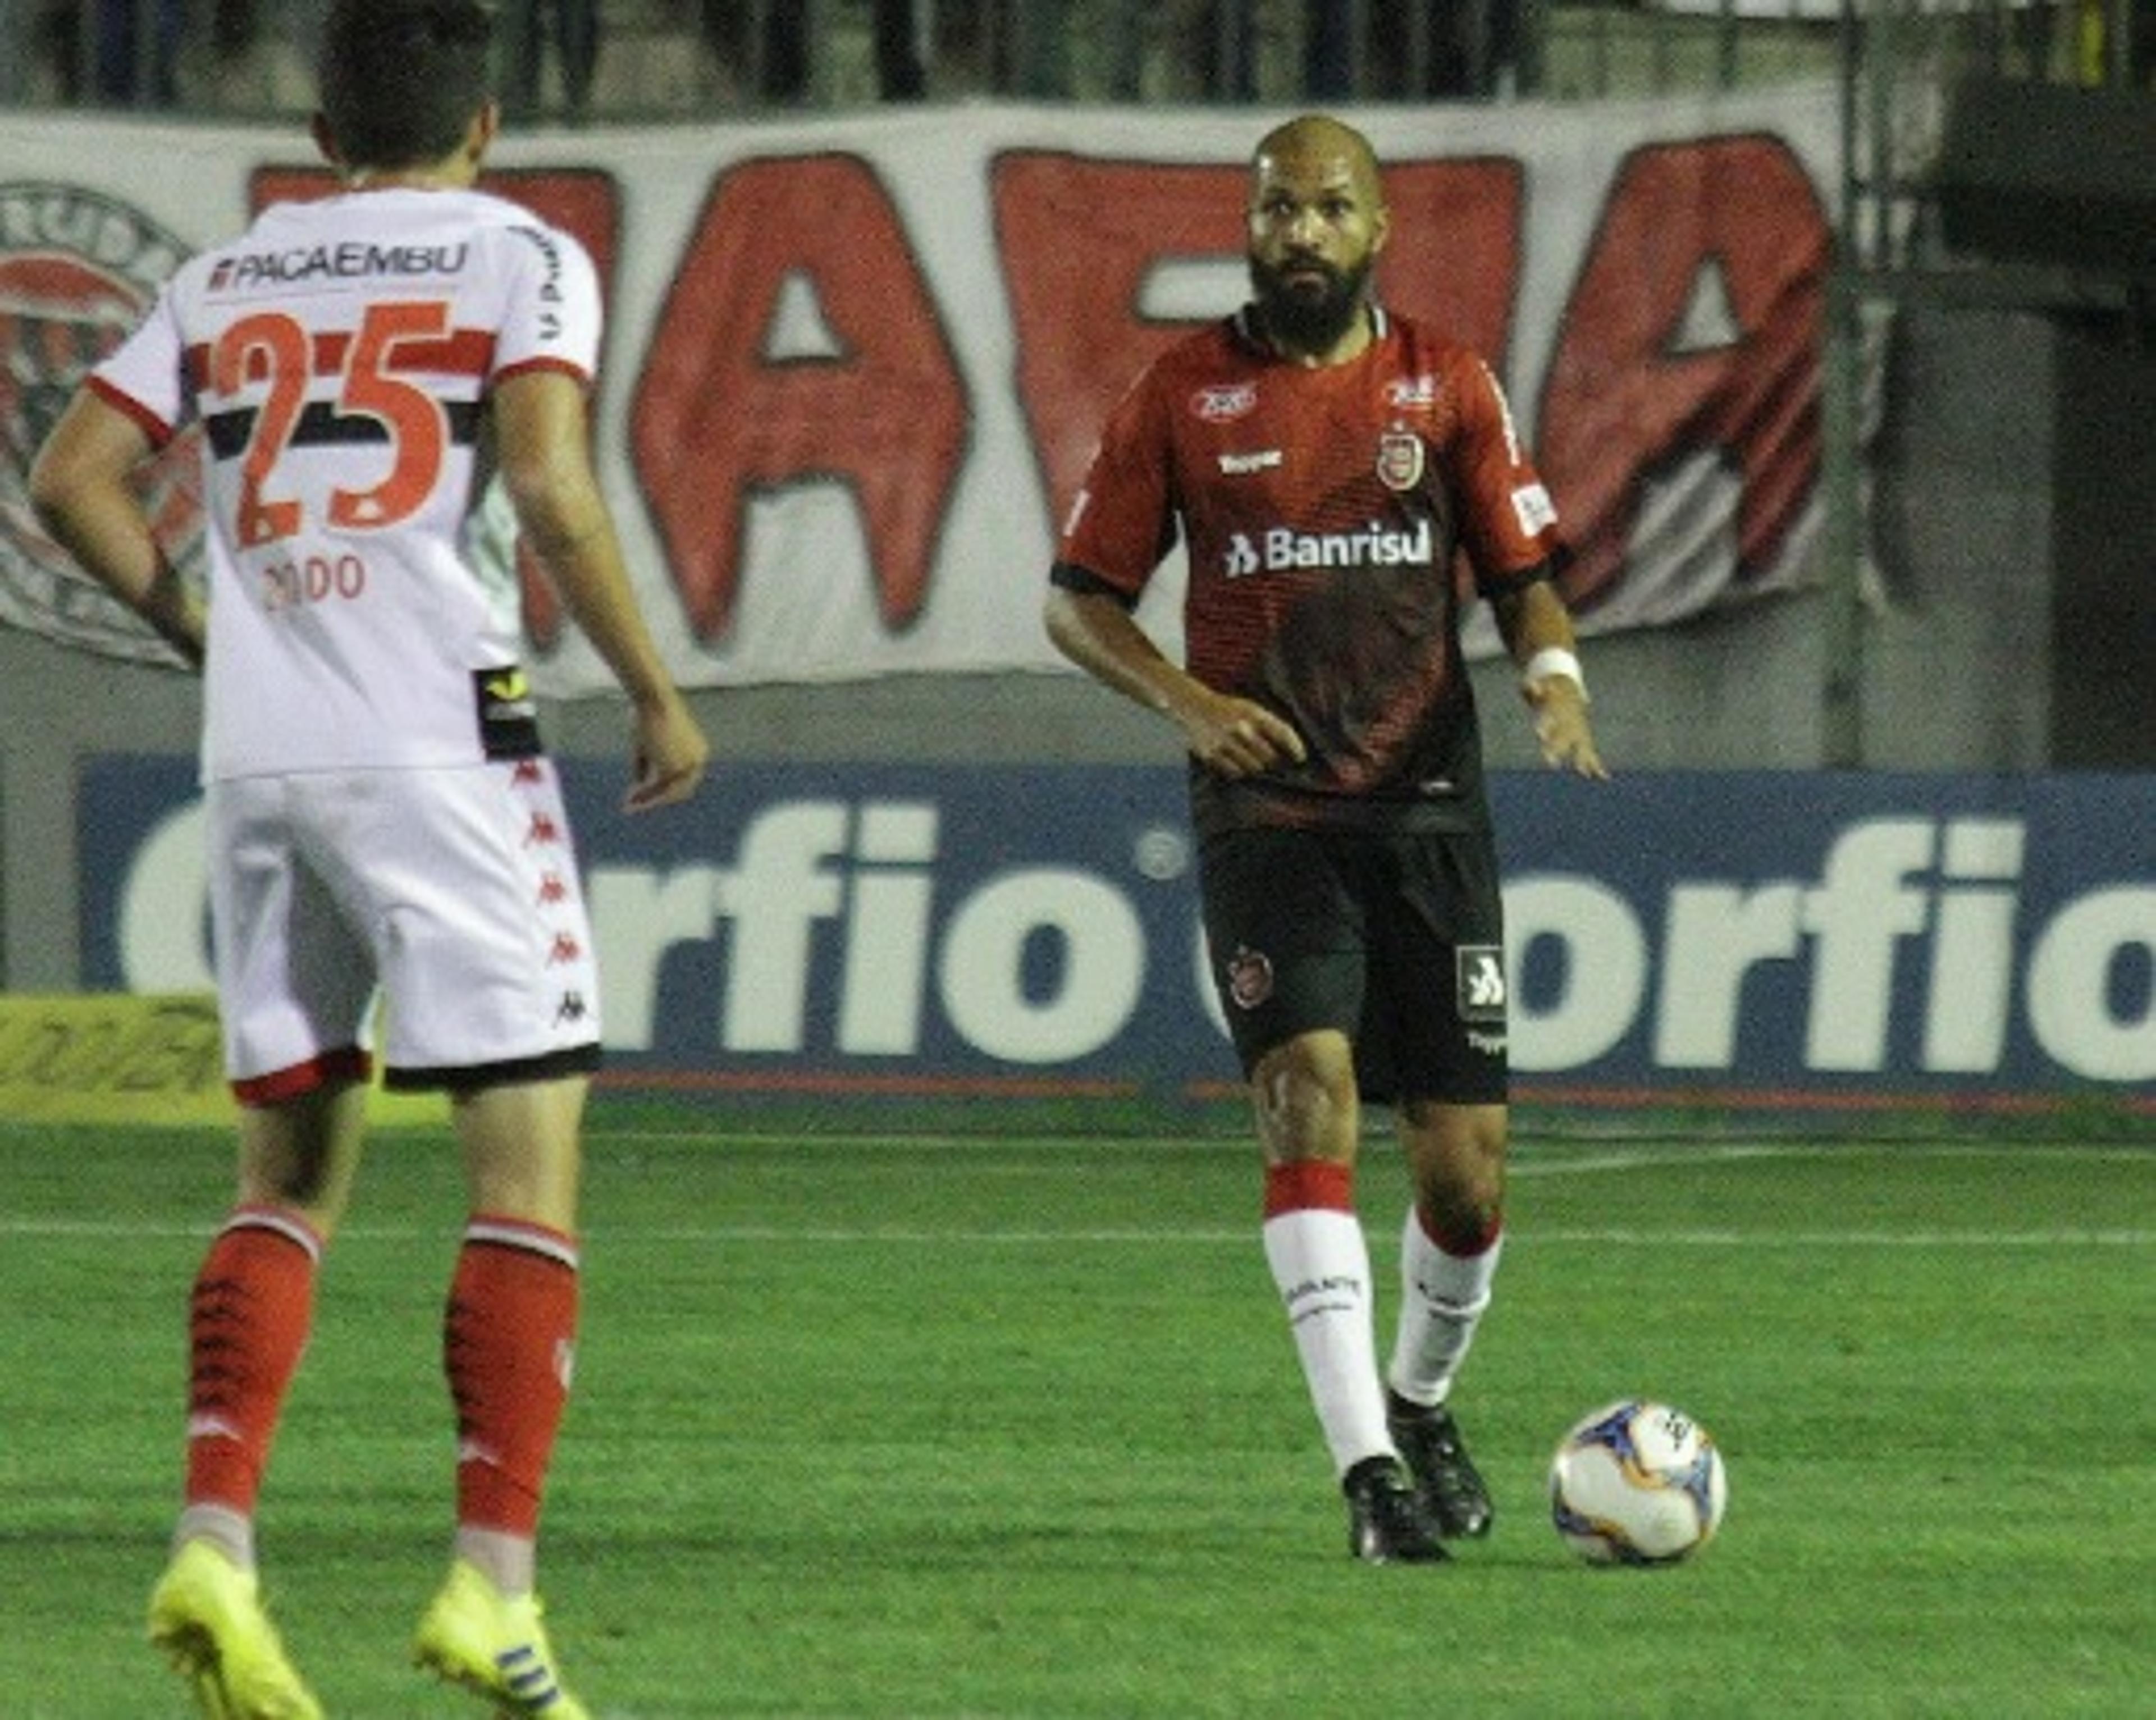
[1487, 575, 1607, 780]
[491, 368, 709, 809]
[1043, 584, 1305, 778]
[28, 391, 205, 669]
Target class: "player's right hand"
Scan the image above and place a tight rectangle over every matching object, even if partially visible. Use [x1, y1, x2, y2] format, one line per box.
[1184, 690, 1307, 779]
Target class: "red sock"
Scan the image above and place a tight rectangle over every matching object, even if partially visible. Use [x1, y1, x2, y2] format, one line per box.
[184, 1209, 322, 1512]
[444, 1217, 580, 1537]
[1417, 1202, 1504, 1257]
[1263, 1159, 1355, 1218]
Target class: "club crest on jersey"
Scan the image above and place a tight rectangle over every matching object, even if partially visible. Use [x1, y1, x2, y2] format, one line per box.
[1376, 429, 1424, 492]
[1226, 945, 1275, 1010]
[0, 184, 200, 665]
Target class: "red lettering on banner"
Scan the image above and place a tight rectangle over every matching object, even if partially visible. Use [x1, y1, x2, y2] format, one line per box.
[248, 166, 623, 649]
[630, 155, 965, 641]
[1534, 136, 1826, 612]
[994, 159, 1239, 534]
[994, 153, 1523, 532]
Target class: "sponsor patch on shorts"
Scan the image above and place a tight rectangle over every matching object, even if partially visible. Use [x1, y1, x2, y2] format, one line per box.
[1456, 945, 1507, 1024]
[473, 664, 542, 759]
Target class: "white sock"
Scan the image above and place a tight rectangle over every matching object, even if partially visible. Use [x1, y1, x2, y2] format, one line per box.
[173, 1503, 254, 1571]
[1387, 1212, 1503, 1408]
[1262, 1207, 1394, 1477]
[454, 1526, 536, 1597]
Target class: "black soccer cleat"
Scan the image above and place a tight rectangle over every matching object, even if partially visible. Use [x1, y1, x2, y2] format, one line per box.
[1387, 1395, 1494, 1538]
[1342, 1456, 1450, 1563]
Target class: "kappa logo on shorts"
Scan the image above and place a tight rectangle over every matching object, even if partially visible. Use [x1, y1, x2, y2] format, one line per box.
[1226, 944, 1275, 1010]
[1456, 945, 1507, 1024]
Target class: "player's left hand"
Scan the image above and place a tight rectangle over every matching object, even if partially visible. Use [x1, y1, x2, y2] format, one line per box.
[1525, 680, 1608, 780]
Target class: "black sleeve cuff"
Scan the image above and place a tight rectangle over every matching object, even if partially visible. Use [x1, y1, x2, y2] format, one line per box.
[1048, 561, 1137, 607]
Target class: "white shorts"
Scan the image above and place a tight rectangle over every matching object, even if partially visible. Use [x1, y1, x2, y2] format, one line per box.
[206, 759, 602, 1100]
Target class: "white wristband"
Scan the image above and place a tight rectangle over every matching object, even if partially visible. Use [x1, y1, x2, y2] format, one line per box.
[1521, 646, 1587, 701]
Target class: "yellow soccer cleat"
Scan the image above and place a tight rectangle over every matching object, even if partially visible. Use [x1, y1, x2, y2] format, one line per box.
[413, 1559, 591, 1718]
[147, 1540, 323, 1720]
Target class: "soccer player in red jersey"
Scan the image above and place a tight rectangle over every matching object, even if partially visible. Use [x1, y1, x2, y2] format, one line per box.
[1046, 113, 1605, 1563]
[30, 2, 707, 1710]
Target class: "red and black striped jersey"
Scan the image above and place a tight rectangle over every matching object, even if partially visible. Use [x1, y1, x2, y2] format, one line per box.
[1056, 305, 1561, 834]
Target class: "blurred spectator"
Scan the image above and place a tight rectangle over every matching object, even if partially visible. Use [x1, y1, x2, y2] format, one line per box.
[501, 0, 601, 118]
[1171, 0, 1261, 102]
[875, 0, 929, 99]
[1305, 0, 1522, 99]
[38, 0, 182, 104]
[700, 0, 808, 100]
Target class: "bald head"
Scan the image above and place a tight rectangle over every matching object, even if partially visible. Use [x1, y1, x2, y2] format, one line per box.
[1251, 115, 1386, 213]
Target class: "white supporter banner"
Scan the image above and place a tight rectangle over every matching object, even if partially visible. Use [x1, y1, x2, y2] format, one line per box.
[0, 90, 1843, 693]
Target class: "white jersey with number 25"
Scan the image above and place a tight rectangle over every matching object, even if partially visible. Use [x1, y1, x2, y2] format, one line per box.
[89, 186, 600, 781]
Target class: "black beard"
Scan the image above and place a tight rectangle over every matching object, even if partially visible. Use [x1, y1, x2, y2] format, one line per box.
[1250, 254, 1372, 354]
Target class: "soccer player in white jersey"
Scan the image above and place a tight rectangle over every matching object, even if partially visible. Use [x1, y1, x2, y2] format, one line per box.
[29, 2, 709, 1714]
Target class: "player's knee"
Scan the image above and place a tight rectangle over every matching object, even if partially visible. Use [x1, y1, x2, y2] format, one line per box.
[1252, 1035, 1357, 1156]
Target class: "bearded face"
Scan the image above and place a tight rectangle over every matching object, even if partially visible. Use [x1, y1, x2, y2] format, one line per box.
[1243, 126, 1389, 360]
[1248, 247, 1376, 356]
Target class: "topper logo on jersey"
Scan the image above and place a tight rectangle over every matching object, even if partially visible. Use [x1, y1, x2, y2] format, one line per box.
[1223, 518, 1436, 578]
[0, 184, 200, 662]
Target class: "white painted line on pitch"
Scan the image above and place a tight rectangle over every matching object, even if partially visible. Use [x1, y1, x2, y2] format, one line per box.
[587, 1132, 2154, 1169]
[2, 1219, 2147, 1248]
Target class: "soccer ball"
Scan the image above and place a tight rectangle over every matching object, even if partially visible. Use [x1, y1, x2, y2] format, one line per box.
[1549, 1398, 1727, 1566]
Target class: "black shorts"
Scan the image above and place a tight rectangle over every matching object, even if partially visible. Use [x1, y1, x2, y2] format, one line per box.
[1198, 823, 1508, 1106]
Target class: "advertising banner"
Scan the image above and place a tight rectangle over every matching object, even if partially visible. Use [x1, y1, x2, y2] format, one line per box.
[79, 757, 2154, 1111]
[3, 89, 1838, 688]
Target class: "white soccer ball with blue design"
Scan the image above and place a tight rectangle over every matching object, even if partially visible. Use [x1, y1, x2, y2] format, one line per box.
[1549, 1398, 1727, 1566]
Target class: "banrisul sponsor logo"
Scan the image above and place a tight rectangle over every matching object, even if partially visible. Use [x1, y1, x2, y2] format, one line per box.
[1224, 518, 1435, 578]
[0, 184, 199, 664]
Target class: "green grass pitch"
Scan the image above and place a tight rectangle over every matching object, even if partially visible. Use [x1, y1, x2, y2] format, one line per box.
[2, 1111, 2150, 1716]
